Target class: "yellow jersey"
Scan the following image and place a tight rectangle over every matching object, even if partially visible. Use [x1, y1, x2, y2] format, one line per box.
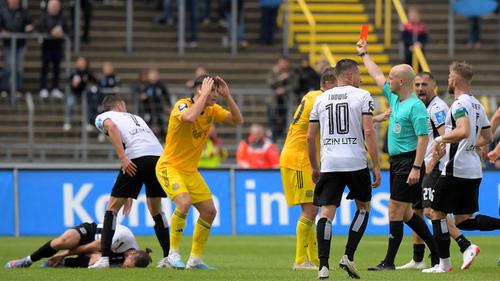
[157, 98, 230, 174]
[279, 90, 323, 172]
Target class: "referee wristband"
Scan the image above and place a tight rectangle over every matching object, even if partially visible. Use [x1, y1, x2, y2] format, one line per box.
[358, 52, 368, 57]
[412, 165, 421, 170]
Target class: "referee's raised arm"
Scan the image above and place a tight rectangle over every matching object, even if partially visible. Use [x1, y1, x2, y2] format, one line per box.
[356, 39, 386, 89]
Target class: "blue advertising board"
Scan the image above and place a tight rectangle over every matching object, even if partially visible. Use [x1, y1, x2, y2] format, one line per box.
[0, 170, 14, 235]
[17, 169, 231, 235]
[1, 169, 499, 236]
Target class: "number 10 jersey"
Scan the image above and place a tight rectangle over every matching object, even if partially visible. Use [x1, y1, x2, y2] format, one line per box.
[309, 85, 374, 172]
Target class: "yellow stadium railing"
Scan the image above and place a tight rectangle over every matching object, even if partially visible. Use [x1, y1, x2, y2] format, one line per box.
[375, 0, 431, 72]
[288, 0, 317, 64]
[321, 44, 337, 67]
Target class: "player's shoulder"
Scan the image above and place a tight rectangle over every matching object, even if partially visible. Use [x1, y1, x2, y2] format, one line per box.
[303, 89, 323, 100]
[429, 96, 449, 112]
[174, 98, 193, 112]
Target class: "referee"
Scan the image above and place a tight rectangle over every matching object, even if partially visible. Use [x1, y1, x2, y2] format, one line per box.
[356, 39, 439, 270]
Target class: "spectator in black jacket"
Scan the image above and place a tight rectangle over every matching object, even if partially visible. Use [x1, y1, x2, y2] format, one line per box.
[39, 0, 67, 99]
[63, 56, 97, 132]
[140, 68, 171, 138]
[292, 57, 320, 102]
[70, 0, 93, 43]
[0, 0, 33, 96]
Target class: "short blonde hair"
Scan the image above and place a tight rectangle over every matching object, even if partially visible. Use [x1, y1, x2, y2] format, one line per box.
[450, 61, 473, 83]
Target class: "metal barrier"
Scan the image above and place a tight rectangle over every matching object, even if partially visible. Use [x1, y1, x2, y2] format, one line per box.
[0, 33, 72, 105]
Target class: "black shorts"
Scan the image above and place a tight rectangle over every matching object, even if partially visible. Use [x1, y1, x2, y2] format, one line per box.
[421, 165, 441, 208]
[389, 151, 424, 207]
[72, 222, 97, 246]
[313, 167, 372, 207]
[431, 176, 481, 215]
[111, 155, 167, 199]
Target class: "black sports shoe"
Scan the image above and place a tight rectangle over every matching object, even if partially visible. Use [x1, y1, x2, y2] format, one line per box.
[368, 261, 395, 271]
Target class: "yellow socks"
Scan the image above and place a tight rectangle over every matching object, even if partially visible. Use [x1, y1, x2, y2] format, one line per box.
[308, 223, 319, 265]
[170, 209, 187, 252]
[295, 216, 314, 264]
[190, 218, 212, 258]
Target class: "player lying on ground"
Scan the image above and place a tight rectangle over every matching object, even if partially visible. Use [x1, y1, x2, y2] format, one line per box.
[5, 221, 151, 268]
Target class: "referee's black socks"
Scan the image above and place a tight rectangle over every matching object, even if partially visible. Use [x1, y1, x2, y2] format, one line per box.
[383, 221, 403, 266]
[30, 240, 57, 262]
[456, 214, 500, 231]
[101, 210, 117, 257]
[345, 209, 369, 261]
[432, 219, 451, 259]
[405, 213, 439, 259]
[317, 217, 332, 269]
[153, 212, 170, 258]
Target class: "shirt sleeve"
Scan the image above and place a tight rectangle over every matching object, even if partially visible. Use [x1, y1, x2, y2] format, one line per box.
[362, 92, 375, 115]
[479, 105, 491, 129]
[429, 103, 447, 128]
[411, 101, 429, 136]
[309, 98, 320, 122]
[95, 113, 110, 134]
[172, 100, 189, 122]
[451, 101, 468, 121]
[382, 83, 397, 106]
[213, 104, 231, 124]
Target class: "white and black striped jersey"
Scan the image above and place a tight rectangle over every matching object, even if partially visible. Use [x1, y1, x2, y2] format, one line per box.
[424, 96, 449, 170]
[309, 85, 374, 172]
[441, 94, 490, 179]
[95, 111, 163, 159]
[96, 224, 139, 253]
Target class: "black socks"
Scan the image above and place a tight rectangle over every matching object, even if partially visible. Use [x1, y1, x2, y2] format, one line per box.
[30, 240, 57, 262]
[317, 217, 332, 269]
[345, 209, 369, 261]
[383, 221, 403, 266]
[101, 210, 117, 257]
[153, 212, 170, 258]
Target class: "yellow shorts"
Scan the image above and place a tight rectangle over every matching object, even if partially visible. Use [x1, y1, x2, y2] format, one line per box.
[280, 167, 315, 206]
[156, 166, 212, 204]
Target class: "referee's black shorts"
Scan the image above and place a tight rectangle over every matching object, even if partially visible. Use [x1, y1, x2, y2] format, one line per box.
[111, 155, 167, 199]
[389, 151, 424, 207]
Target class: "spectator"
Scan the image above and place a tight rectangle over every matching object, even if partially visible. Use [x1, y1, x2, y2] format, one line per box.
[316, 57, 330, 74]
[186, 0, 198, 47]
[291, 57, 320, 101]
[468, 17, 481, 49]
[452, 0, 498, 49]
[0, 0, 33, 96]
[185, 66, 208, 89]
[155, 0, 174, 25]
[70, 0, 93, 43]
[39, 0, 67, 99]
[221, 0, 247, 48]
[236, 123, 280, 169]
[63, 56, 98, 132]
[202, 0, 226, 26]
[259, 0, 281, 45]
[400, 6, 428, 66]
[98, 61, 120, 96]
[267, 56, 292, 140]
[199, 125, 228, 168]
[140, 68, 171, 138]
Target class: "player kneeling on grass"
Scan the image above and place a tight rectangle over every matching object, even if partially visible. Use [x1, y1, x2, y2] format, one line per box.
[5, 222, 151, 268]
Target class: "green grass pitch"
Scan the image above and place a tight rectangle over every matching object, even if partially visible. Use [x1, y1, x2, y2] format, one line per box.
[0, 235, 499, 281]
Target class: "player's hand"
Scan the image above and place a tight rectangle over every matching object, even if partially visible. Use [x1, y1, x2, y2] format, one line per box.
[488, 150, 499, 163]
[122, 198, 133, 216]
[215, 76, 230, 99]
[120, 156, 137, 177]
[200, 77, 214, 97]
[47, 255, 64, 267]
[432, 142, 445, 162]
[383, 108, 392, 120]
[479, 145, 489, 160]
[371, 166, 381, 188]
[312, 168, 320, 184]
[356, 39, 367, 54]
[406, 168, 420, 186]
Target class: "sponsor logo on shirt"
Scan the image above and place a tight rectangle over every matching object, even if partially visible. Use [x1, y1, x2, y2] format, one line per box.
[178, 103, 188, 112]
[434, 110, 446, 124]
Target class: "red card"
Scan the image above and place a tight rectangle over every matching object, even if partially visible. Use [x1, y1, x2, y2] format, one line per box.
[359, 24, 369, 40]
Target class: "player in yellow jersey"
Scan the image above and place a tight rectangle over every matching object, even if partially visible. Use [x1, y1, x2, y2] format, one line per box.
[280, 67, 337, 270]
[155, 75, 243, 269]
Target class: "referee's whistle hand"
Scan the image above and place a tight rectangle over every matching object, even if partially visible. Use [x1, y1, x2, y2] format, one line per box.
[406, 169, 420, 186]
